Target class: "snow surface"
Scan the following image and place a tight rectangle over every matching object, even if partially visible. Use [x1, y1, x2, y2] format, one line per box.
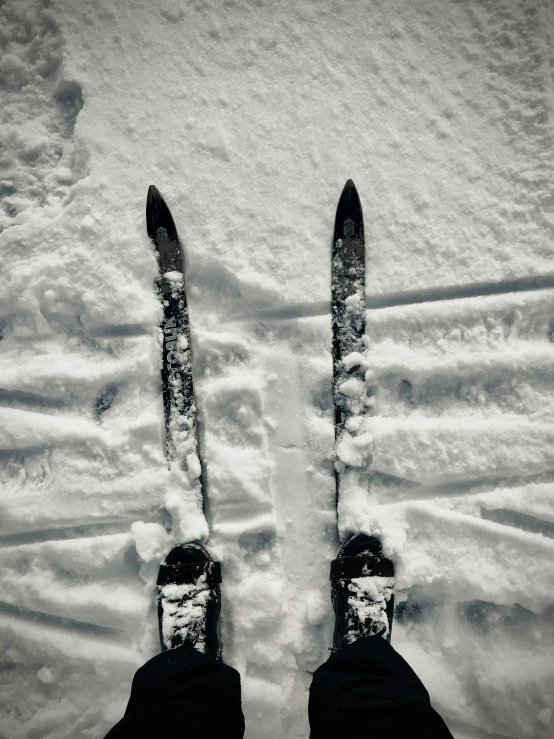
[1, 0, 554, 737]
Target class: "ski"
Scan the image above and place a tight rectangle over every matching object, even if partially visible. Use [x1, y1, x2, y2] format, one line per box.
[331, 180, 366, 521]
[146, 186, 203, 491]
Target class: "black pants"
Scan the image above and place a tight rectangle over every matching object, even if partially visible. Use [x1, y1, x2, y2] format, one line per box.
[105, 638, 454, 739]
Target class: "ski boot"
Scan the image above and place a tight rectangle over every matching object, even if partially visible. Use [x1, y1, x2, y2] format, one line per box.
[330, 533, 395, 651]
[156, 543, 222, 660]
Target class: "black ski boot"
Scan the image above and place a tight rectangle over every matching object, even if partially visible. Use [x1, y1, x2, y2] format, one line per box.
[156, 543, 222, 660]
[330, 534, 395, 651]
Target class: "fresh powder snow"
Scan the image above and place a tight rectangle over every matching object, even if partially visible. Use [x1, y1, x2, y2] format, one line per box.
[1, 0, 554, 737]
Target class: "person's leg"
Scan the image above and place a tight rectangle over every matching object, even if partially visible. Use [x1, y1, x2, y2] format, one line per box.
[309, 636, 454, 739]
[105, 646, 244, 739]
[104, 542, 244, 739]
[309, 534, 454, 739]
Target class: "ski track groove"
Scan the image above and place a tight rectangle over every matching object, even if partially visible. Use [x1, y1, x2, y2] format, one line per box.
[394, 501, 554, 552]
[0, 601, 126, 642]
[225, 276, 554, 323]
[89, 324, 150, 338]
[379, 468, 554, 501]
[0, 513, 164, 548]
[365, 275, 554, 310]
[0, 388, 68, 410]
[480, 509, 554, 538]
[367, 346, 554, 383]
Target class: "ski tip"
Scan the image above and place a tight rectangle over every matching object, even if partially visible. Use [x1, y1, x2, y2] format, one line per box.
[336, 179, 362, 212]
[146, 185, 178, 244]
[338, 179, 360, 204]
[334, 179, 363, 242]
[147, 184, 163, 204]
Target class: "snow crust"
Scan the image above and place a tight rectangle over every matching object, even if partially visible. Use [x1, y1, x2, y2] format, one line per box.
[1, 0, 554, 737]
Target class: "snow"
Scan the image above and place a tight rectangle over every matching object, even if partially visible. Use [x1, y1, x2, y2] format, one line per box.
[1, 0, 554, 737]
[343, 575, 395, 642]
[159, 577, 211, 653]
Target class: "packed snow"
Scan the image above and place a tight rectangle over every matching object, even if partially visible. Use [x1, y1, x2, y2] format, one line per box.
[1, 0, 554, 737]
[342, 575, 395, 642]
[159, 577, 211, 653]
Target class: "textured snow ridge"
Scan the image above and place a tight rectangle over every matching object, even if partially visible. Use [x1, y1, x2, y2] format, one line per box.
[1, 0, 554, 738]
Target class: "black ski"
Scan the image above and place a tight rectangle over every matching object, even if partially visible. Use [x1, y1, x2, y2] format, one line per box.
[146, 186, 202, 489]
[331, 180, 366, 520]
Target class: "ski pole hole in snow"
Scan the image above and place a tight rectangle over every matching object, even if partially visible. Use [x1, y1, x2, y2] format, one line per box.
[95, 384, 118, 419]
[53, 79, 84, 131]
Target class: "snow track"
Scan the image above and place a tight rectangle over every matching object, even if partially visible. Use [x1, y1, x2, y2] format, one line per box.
[1, 0, 554, 737]
[1, 288, 553, 738]
[214, 291, 554, 738]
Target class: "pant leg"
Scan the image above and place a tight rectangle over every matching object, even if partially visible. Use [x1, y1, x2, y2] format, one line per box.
[309, 637, 454, 739]
[104, 647, 245, 739]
